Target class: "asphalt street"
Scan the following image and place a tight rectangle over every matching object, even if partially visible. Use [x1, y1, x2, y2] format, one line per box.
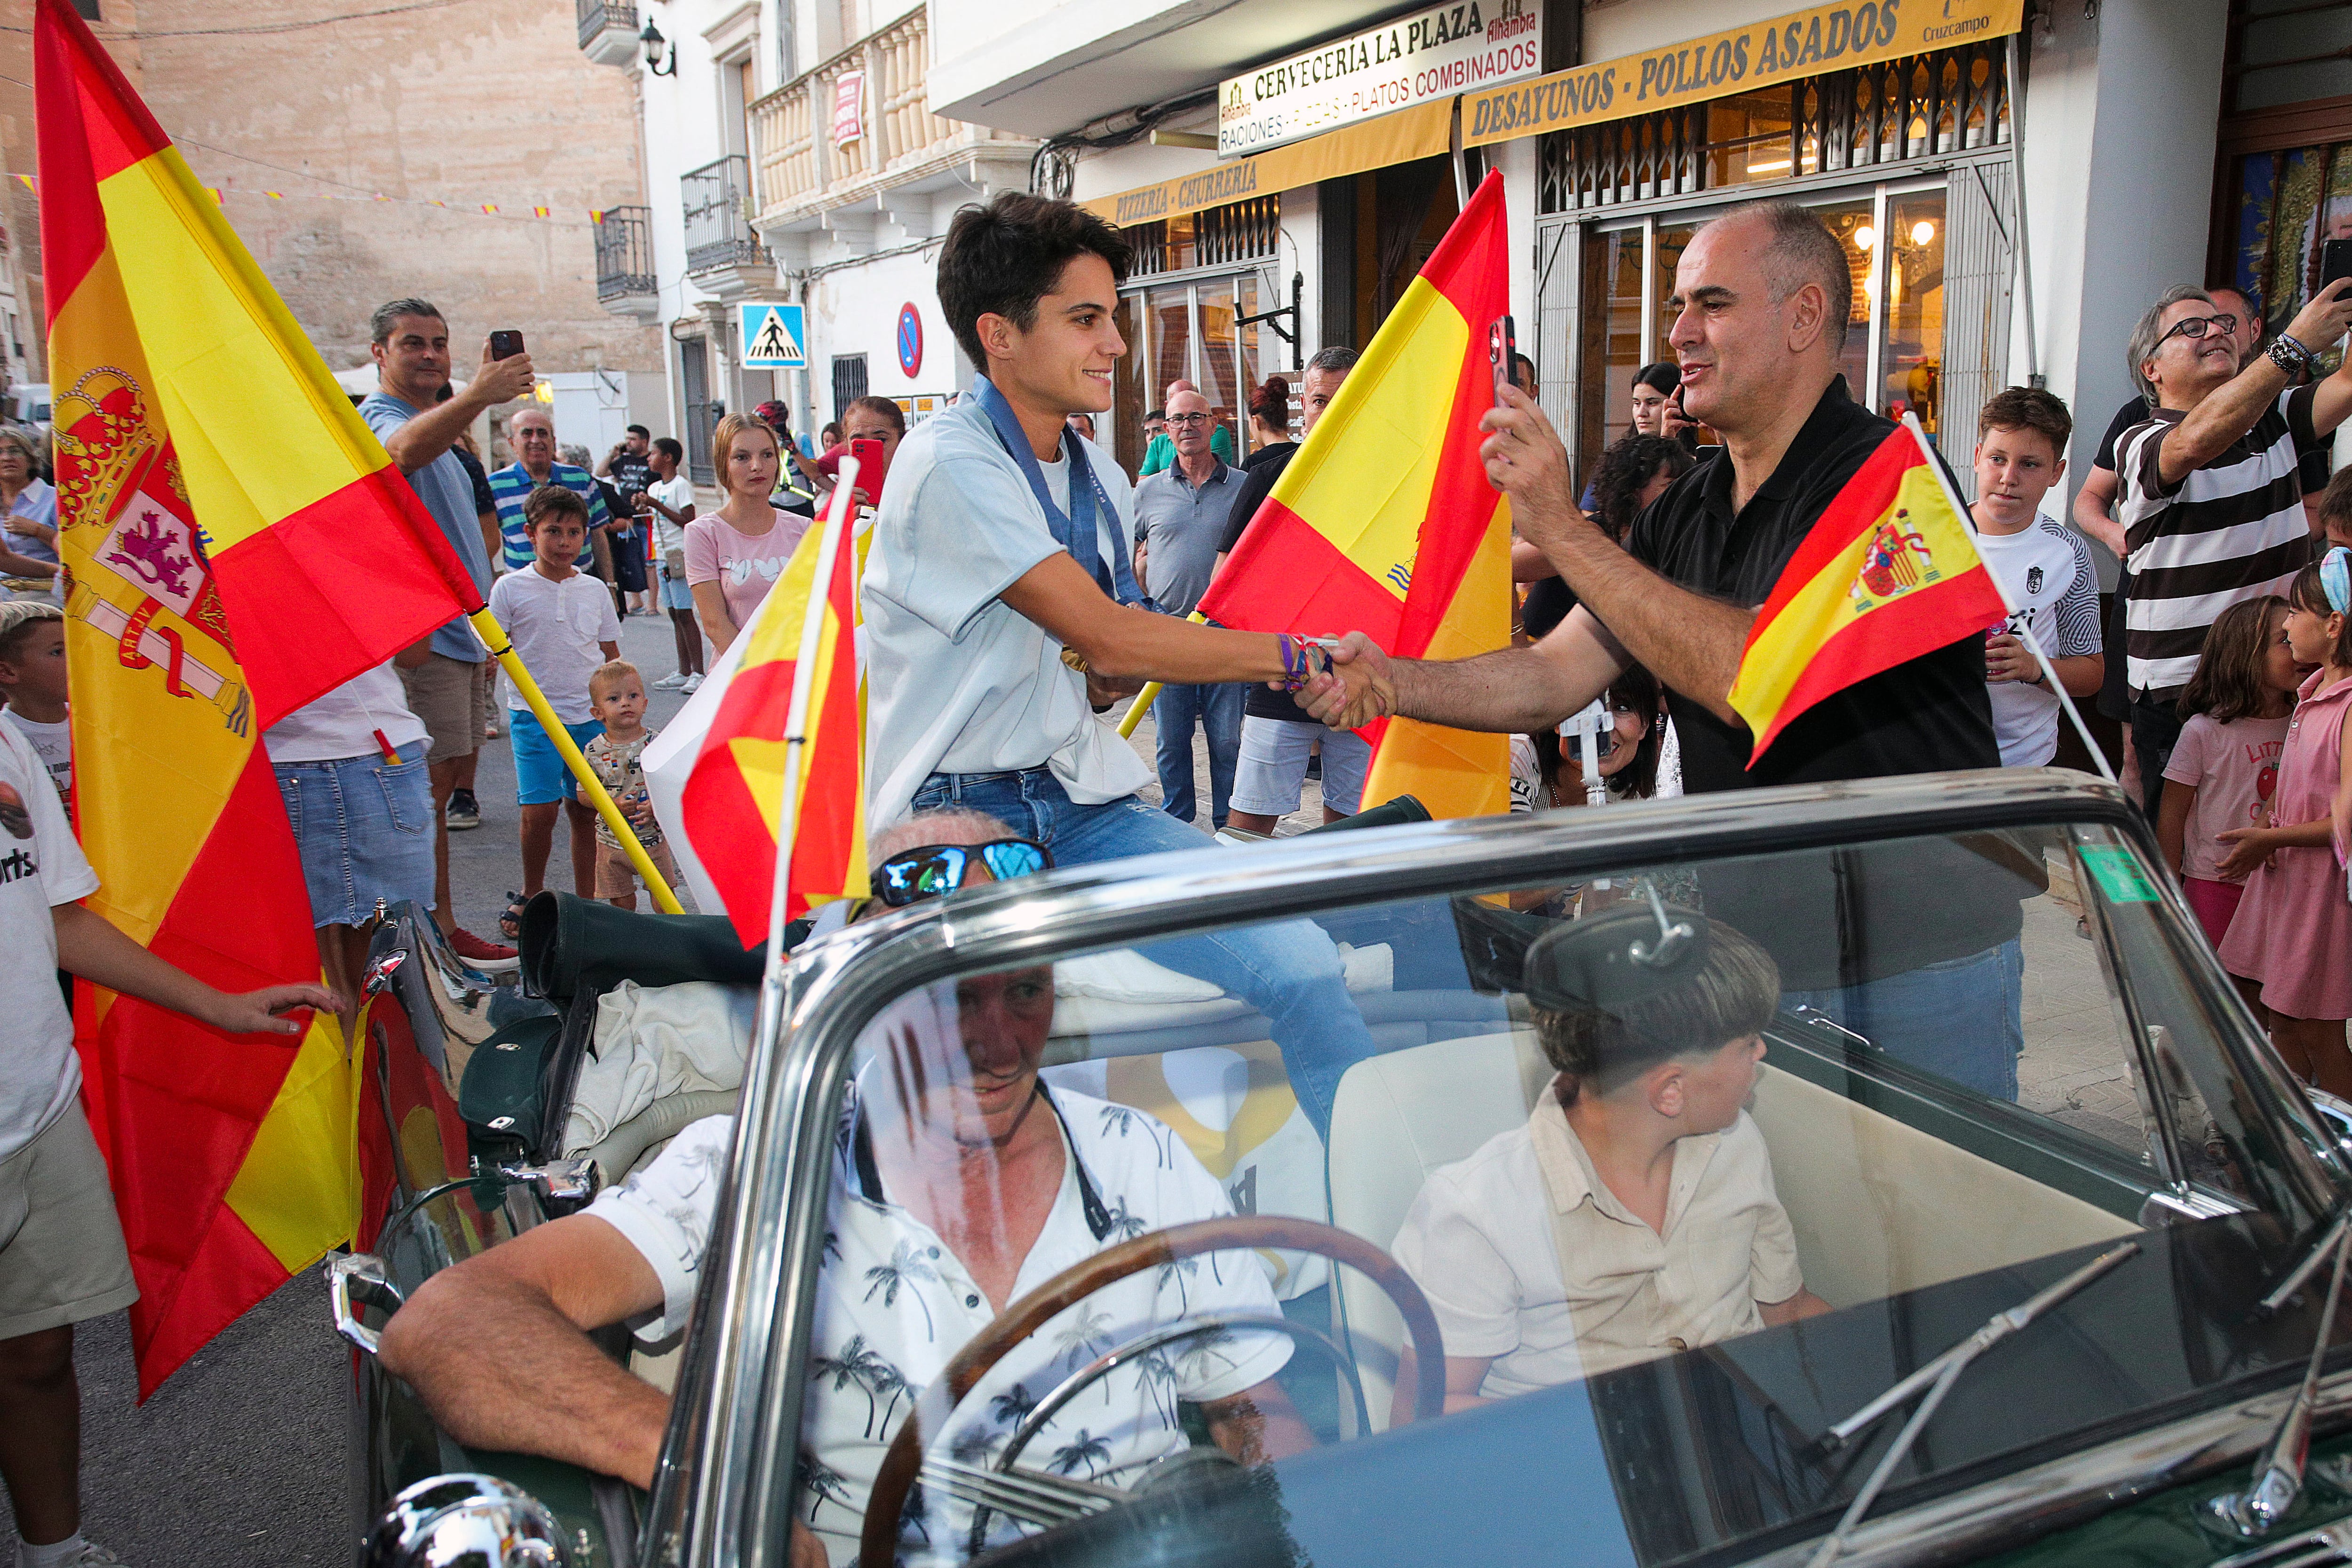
[4, 609, 1310, 1565]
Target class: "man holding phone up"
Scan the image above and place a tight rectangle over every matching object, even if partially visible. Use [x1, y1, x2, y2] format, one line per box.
[2111, 279, 2352, 808]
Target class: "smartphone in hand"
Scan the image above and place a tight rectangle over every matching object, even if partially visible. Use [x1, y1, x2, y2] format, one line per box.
[2323, 239, 2352, 296]
[1488, 316, 1518, 404]
[848, 436, 888, 502]
[490, 329, 526, 360]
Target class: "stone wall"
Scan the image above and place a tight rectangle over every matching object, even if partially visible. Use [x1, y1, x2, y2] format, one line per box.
[8, 0, 658, 380]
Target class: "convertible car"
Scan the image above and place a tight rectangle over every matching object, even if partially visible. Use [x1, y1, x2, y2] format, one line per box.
[335, 769, 2352, 1568]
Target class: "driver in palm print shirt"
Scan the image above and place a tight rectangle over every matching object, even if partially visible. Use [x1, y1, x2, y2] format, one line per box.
[380, 809, 1306, 1568]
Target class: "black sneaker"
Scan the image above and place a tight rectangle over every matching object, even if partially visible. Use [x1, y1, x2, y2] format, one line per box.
[446, 788, 482, 830]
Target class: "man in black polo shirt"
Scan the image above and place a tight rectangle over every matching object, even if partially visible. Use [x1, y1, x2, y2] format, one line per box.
[1303, 199, 2036, 1098]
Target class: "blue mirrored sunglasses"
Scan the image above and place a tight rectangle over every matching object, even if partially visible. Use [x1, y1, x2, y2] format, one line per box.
[875, 839, 1052, 907]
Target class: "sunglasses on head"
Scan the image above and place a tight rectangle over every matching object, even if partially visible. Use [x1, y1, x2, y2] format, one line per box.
[874, 839, 1052, 907]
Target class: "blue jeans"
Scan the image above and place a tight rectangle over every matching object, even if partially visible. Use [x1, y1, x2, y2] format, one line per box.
[1784, 938, 2025, 1101]
[910, 768, 1382, 1137]
[1152, 681, 1244, 828]
[274, 744, 435, 927]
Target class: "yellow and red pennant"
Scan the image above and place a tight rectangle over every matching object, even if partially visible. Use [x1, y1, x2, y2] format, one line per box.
[1200, 170, 1515, 819]
[1728, 422, 2006, 764]
[647, 511, 872, 947]
[37, 0, 480, 1393]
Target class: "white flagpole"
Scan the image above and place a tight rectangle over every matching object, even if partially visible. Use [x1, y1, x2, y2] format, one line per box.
[747, 457, 862, 1075]
[1902, 412, 2116, 785]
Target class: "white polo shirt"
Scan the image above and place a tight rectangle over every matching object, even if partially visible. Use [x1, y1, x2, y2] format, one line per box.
[860, 393, 1153, 828]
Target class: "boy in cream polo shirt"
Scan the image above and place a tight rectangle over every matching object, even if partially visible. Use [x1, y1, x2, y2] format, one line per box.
[1391, 906, 1829, 1417]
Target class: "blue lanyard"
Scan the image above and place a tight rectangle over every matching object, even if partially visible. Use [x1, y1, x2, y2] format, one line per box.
[973, 378, 1146, 606]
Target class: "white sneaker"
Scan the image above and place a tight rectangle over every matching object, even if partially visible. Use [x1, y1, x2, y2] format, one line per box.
[654, 671, 690, 691]
[31, 1541, 127, 1567]
[681, 673, 704, 693]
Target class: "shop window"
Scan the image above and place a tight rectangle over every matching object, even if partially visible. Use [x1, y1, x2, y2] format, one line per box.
[1881, 191, 1947, 433]
[1542, 44, 2009, 215]
[1127, 196, 1279, 280]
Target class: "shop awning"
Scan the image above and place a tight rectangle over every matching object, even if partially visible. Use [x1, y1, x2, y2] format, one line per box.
[1080, 97, 1454, 228]
[1461, 0, 2024, 148]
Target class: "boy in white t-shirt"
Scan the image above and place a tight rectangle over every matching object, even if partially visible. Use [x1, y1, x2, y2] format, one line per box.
[0, 602, 70, 813]
[1969, 388, 2105, 766]
[0, 719, 334, 1568]
[636, 436, 705, 693]
[485, 485, 622, 912]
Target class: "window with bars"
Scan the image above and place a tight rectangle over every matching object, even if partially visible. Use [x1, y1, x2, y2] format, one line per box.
[1538, 42, 2011, 214]
[1126, 196, 1281, 279]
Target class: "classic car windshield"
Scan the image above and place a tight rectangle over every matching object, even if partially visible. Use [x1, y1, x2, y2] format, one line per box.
[789, 819, 2343, 1568]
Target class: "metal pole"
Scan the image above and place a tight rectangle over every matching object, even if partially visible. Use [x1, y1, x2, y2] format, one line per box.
[2006, 31, 2042, 388]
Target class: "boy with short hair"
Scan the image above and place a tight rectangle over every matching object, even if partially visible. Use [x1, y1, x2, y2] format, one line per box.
[486, 486, 621, 908]
[1970, 387, 2105, 767]
[582, 661, 679, 911]
[0, 602, 69, 811]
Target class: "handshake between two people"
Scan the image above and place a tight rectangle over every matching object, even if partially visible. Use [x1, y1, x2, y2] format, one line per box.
[1288, 380, 1586, 735]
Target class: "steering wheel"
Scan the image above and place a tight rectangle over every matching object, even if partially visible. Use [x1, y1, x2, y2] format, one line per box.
[858, 1216, 1446, 1568]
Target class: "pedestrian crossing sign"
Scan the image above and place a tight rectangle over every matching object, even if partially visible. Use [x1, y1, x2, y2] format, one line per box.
[739, 302, 806, 368]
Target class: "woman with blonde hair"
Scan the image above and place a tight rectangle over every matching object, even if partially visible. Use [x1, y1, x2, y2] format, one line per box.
[0, 427, 59, 602]
[683, 411, 810, 656]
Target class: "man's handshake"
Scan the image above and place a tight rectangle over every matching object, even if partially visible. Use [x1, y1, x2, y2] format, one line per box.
[1289, 632, 1396, 732]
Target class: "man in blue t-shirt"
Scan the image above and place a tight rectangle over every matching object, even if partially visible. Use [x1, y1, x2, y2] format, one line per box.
[487, 408, 615, 574]
[358, 296, 532, 968]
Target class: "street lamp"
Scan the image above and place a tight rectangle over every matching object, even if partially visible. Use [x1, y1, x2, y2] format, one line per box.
[641, 18, 677, 76]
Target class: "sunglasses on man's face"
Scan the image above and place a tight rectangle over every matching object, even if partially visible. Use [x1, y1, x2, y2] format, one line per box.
[875, 839, 1053, 907]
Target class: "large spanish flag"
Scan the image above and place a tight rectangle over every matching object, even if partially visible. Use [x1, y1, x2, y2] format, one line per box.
[38, 0, 480, 1393]
[1728, 418, 2006, 764]
[645, 501, 872, 947]
[1200, 170, 1514, 820]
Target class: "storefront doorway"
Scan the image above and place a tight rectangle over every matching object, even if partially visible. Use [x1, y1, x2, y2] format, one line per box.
[1112, 196, 1282, 475]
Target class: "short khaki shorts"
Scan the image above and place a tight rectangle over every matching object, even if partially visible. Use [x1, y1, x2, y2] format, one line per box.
[399, 651, 482, 764]
[0, 1102, 139, 1339]
[596, 838, 680, 901]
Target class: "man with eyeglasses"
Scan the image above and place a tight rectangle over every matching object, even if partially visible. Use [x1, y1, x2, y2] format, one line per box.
[1133, 389, 1249, 829]
[2110, 279, 2352, 809]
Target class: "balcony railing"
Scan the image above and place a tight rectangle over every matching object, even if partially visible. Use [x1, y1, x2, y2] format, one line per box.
[594, 206, 656, 303]
[749, 8, 1035, 227]
[682, 155, 768, 277]
[576, 0, 639, 66]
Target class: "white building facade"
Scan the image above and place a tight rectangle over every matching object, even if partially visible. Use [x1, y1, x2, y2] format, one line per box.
[917, 0, 2347, 540]
[577, 0, 1034, 492]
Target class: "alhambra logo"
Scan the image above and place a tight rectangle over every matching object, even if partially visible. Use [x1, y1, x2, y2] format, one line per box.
[1850, 509, 1942, 613]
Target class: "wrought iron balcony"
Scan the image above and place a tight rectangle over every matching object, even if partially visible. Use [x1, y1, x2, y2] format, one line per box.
[593, 206, 658, 320]
[682, 154, 770, 287]
[576, 0, 639, 67]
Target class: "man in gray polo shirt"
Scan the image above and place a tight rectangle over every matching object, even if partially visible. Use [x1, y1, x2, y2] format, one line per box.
[358, 296, 533, 967]
[1134, 386, 1248, 828]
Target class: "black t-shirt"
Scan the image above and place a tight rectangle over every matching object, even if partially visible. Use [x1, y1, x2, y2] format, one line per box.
[607, 450, 654, 501]
[1620, 377, 1999, 793]
[1242, 439, 1296, 471]
[451, 443, 496, 519]
[1218, 444, 1316, 723]
[2091, 396, 2149, 472]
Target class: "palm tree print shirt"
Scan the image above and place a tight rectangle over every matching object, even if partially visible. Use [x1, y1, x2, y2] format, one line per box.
[587, 1090, 1291, 1566]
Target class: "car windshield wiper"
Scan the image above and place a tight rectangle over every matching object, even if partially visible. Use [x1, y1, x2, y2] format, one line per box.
[2211, 1206, 2352, 1537]
[1804, 1240, 2141, 1568]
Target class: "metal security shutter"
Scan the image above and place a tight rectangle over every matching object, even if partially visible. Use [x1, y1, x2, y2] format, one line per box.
[1939, 162, 2016, 492]
[680, 338, 715, 486]
[831, 354, 869, 428]
[1534, 214, 1578, 473]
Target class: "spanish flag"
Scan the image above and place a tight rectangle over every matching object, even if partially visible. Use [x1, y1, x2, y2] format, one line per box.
[1200, 169, 1515, 820]
[646, 500, 872, 947]
[38, 0, 480, 1393]
[1728, 418, 2006, 764]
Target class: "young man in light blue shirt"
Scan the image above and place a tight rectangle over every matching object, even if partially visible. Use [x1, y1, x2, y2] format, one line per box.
[860, 192, 1383, 1134]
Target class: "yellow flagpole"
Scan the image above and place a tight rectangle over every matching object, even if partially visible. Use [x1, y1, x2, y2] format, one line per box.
[1115, 610, 1209, 739]
[466, 607, 686, 914]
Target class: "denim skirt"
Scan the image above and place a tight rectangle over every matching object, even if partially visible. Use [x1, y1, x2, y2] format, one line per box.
[273, 744, 435, 928]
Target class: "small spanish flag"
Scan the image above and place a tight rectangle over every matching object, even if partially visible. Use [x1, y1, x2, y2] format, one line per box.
[1727, 418, 2005, 765]
[532, 204, 550, 217]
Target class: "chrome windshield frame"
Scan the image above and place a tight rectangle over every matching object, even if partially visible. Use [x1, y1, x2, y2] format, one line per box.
[642, 767, 2348, 1567]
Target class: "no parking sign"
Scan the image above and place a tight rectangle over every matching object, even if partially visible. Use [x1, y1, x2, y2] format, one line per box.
[896, 302, 923, 378]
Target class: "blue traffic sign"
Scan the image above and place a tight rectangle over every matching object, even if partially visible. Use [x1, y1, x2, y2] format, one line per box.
[739, 302, 806, 369]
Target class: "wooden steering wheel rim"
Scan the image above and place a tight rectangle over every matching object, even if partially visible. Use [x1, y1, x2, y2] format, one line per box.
[857, 1214, 1446, 1568]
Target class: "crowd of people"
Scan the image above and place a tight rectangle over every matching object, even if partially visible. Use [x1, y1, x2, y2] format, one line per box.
[4, 181, 2352, 1567]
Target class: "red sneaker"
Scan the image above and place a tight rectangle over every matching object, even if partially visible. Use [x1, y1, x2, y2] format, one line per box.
[447, 926, 520, 972]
